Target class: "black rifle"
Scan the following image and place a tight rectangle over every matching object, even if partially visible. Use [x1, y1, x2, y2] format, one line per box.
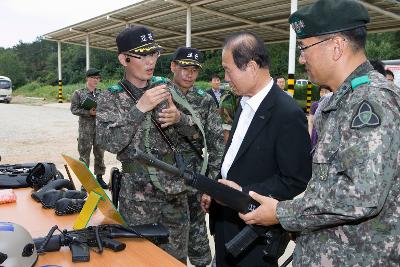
[34, 223, 169, 262]
[132, 149, 290, 260]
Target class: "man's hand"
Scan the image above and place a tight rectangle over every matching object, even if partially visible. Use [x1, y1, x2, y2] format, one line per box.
[239, 191, 279, 226]
[89, 107, 96, 116]
[213, 179, 242, 206]
[218, 179, 242, 191]
[136, 84, 170, 113]
[158, 96, 181, 128]
[201, 193, 211, 213]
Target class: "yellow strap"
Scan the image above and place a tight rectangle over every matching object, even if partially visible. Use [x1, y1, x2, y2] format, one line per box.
[73, 191, 103, 230]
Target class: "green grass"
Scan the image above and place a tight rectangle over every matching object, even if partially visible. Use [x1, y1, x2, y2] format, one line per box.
[14, 80, 119, 102]
[14, 80, 212, 102]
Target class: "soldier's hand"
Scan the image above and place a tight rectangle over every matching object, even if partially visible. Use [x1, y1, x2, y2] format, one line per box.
[239, 191, 279, 226]
[201, 193, 212, 213]
[158, 96, 181, 128]
[136, 84, 170, 113]
[89, 108, 96, 116]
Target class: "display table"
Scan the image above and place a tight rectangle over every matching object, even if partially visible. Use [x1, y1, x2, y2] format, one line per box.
[0, 188, 185, 267]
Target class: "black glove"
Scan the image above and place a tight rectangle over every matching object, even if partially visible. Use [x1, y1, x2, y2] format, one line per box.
[55, 198, 86, 215]
[41, 189, 87, 209]
[31, 179, 74, 202]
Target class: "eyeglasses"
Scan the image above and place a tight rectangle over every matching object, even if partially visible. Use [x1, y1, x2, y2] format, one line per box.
[124, 50, 160, 61]
[89, 76, 101, 80]
[297, 38, 332, 54]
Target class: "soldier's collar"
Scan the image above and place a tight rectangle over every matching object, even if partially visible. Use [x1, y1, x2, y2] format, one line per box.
[322, 61, 373, 112]
[121, 78, 150, 92]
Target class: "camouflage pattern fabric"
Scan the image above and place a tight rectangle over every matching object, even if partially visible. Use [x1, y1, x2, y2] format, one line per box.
[219, 89, 240, 131]
[118, 172, 189, 262]
[95, 79, 190, 262]
[277, 61, 400, 266]
[173, 84, 224, 266]
[70, 88, 105, 175]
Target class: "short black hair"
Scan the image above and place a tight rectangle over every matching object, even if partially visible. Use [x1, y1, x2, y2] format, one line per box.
[319, 85, 332, 92]
[211, 74, 220, 80]
[338, 26, 367, 52]
[370, 60, 386, 76]
[223, 32, 270, 70]
[386, 69, 394, 77]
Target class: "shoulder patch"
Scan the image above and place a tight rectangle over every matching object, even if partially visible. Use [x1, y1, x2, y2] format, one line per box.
[151, 76, 168, 85]
[196, 88, 206, 96]
[351, 100, 380, 129]
[351, 75, 370, 90]
[108, 84, 123, 93]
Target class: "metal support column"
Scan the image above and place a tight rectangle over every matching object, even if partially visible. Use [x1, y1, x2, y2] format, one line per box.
[186, 6, 192, 47]
[306, 81, 312, 113]
[86, 35, 90, 71]
[57, 41, 63, 103]
[287, 0, 298, 98]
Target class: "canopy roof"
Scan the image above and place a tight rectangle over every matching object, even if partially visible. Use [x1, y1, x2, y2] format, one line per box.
[44, 0, 400, 53]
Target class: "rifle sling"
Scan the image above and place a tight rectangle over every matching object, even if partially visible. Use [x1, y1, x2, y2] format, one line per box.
[118, 81, 177, 153]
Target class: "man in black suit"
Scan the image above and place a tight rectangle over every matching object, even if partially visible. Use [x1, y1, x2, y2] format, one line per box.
[201, 32, 312, 267]
[207, 74, 225, 107]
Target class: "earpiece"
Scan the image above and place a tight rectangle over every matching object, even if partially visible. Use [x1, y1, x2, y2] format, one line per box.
[125, 57, 130, 63]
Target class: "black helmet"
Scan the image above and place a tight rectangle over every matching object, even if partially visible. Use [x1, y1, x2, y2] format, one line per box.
[0, 222, 38, 267]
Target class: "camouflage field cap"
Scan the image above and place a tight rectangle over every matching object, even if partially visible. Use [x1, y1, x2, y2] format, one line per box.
[86, 68, 100, 77]
[289, 0, 370, 39]
[172, 47, 204, 68]
[116, 26, 164, 54]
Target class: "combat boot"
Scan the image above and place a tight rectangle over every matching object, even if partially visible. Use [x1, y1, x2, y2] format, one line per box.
[96, 175, 108, 189]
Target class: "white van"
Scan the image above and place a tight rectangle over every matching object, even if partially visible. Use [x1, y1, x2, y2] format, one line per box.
[0, 76, 12, 103]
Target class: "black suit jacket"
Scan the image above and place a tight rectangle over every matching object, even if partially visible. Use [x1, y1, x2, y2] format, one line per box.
[210, 84, 312, 267]
[207, 88, 225, 107]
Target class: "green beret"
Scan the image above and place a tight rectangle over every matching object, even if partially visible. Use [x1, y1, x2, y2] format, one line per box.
[289, 0, 370, 39]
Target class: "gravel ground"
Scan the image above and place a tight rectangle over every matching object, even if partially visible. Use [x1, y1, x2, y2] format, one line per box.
[0, 98, 293, 267]
[0, 99, 118, 184]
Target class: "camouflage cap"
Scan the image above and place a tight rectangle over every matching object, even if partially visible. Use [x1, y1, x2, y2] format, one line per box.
[172, 47, 204, 68]
[289, 0, 370, 39]
[116, 26, 164, 54]
[86, 68, 100, 77]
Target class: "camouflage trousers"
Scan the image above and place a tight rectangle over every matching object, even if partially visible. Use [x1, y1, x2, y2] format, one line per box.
[188, 189, 212, 267]
[118, 175, 189, 263]
[77, 133, 105, 175]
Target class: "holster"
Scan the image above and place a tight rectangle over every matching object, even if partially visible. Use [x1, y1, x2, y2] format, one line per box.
[110, 167, 121, 208]
[262, 226, 290, 261]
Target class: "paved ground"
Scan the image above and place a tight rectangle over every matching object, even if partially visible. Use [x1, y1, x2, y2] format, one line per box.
[0, 100, 293, 266]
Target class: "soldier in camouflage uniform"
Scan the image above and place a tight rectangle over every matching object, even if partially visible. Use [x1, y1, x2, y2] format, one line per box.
[219, 89, 240, 144]
[70, 68, 107, 189]
[170, 47, 224, 267]
[96, 26, 193, 263]
[239, 0, 400, 266]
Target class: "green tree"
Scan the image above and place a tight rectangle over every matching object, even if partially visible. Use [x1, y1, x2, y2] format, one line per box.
[0, 48, 26, 87]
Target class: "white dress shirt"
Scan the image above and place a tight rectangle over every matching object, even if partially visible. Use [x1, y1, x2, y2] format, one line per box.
[221, 79, 274, 179]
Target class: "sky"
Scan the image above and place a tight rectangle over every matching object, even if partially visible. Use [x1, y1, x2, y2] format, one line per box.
[0, 0, 140, 48]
